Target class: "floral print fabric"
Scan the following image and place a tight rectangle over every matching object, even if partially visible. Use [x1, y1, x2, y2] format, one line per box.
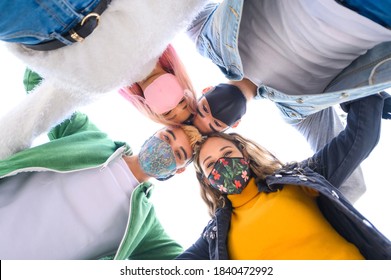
[208, 157, 251, 195]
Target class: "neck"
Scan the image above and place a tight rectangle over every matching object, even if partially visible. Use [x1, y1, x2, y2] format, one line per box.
[228, 78, 257, 101]
[123, 155, 150, 183]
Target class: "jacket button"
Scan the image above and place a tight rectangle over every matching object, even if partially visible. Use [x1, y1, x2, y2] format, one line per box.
[340, 92, 349, 98]
[212, 226, 217, 232]
[296, 98, 304, 104]
[209, 232, 216, 239]
[275, 174, 282, 178]
[331, 190, 339, 199]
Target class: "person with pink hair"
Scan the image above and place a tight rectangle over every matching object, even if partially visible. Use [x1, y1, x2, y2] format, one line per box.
[119, 44, 197, 126]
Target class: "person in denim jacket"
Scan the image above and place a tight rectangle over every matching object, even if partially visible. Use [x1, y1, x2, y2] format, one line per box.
[187, 0, 391, 203]
[177, 93, 391, 260]
[0, 0, 207, 162]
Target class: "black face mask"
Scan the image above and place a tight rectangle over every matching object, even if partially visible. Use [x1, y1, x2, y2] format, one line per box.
[203, 83, 247, 125]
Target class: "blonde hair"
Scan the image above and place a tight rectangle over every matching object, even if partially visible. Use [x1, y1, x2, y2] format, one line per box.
[193, 132, 283, 216]
[121, 44, 197, 126]
[180, 124, 203, 150]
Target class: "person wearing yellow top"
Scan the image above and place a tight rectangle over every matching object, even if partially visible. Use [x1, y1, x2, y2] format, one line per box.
[228, 182, 363, 260]
[177, 93, 391, 260]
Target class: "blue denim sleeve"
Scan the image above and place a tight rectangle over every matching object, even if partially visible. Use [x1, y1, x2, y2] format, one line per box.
[301, 94, 384, 188]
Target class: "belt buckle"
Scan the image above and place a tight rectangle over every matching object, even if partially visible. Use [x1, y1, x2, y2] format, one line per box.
[70, 12, 101, 43]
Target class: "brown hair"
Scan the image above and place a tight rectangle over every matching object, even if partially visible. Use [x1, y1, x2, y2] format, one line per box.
[193, 132, 283, 216]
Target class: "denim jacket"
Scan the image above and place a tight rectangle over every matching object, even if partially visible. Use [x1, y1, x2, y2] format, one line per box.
[0, 0, 100, 45]
[190, 0, 391, 124]
[177, 93, 391, 260]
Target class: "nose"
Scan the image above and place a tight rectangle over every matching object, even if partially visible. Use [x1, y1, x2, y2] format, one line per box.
[192, 114, 210, 134]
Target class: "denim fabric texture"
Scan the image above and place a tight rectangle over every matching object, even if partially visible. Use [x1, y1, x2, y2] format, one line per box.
[193, 0, 391, 124]
[177, 94, 391, 260]
[0, 0, 100, 44]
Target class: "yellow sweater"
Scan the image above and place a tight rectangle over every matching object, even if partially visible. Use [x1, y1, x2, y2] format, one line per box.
[227, 179, 364, 260]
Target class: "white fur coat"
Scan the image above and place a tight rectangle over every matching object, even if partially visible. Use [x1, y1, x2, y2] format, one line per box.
[0, 0, 207, 159]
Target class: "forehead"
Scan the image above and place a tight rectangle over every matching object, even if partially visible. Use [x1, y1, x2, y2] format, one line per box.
[159, 127, 190, 146]
[199, 137, 236, 157]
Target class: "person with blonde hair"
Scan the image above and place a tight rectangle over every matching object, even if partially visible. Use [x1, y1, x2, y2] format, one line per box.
[0, 70, 203, 260]
[178, 93, 391, 260]
[119, 44, 197, 126]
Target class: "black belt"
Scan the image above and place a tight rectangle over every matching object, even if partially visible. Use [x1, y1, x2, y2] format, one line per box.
[23, 0, 111, 51]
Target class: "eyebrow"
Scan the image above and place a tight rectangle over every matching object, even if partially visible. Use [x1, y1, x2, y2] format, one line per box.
[167, 129, 176, 140]
[202, 145, 231, 165]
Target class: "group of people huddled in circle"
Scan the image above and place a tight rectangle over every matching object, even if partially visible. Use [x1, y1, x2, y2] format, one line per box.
[1, 0, 391, 260]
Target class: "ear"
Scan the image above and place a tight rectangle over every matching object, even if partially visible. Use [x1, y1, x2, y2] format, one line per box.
[201, 86, 214, 95]
[175, 167, 186, 174]
[231, 119, 241, 128]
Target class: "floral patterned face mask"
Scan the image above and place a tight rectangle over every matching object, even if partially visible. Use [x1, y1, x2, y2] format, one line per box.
[207, 157, 251, 195]
[138, 136, 177, 180]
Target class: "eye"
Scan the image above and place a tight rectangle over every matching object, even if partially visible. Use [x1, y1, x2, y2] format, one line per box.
[163, 134, 170, 143]
[202, 104, 209, 114]
[214, 120, 222, 128]
[162, 110, 172, 116]
[206, 160, 216, 169]
[175, 151, 182, 161]
[223, 151, 232, 157]
[178, 97, 186, 104]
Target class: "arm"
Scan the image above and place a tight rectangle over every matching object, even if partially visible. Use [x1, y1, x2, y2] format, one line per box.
[0, 69, 96, 159]
[127, 215, 183, 260]
[228, 79, 257, 101]
[186, 3, 218, 45]
[176, 235, 211, 260]
[301, 94, 384, 188]
[24, 69, 101, 141]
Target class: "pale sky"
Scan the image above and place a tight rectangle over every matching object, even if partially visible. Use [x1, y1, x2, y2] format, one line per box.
[0, 33, 390, 250]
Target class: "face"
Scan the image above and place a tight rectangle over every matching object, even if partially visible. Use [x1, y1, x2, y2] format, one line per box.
[141, 69, 193, 124]
[192, 96, 229, 134]
[199, 137, 243, 177]
[155, 126, 193, 169]
[161, 97, 193, 124]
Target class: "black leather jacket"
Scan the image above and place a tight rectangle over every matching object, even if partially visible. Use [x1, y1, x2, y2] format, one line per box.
[178, 94, 391, 260]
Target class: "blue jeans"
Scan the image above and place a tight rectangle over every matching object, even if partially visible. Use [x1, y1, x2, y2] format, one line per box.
[337, 0, 391, 28]
[0, 0, 100, 45]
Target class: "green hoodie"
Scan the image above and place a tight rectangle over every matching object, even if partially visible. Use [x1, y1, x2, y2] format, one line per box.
[0, 70, 183, 260]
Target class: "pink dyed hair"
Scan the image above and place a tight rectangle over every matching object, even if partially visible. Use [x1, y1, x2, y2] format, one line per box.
[119, 44, 197, 126]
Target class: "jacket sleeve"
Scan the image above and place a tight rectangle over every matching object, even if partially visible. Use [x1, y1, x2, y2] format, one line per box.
[300, 94, 384, 188]
[176, 233, 211, 260]
[23, 68, 102, 141]
[186, 3, 218, 45]
[127, 214, 184, 260]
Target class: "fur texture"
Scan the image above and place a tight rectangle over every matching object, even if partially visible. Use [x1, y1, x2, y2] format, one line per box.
[0, 0, 207, 159]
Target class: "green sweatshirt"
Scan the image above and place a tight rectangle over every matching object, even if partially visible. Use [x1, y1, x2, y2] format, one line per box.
[0, 70, 183, 260]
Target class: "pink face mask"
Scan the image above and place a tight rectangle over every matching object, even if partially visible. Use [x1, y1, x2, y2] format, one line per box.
[143, 73, 185, 114]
